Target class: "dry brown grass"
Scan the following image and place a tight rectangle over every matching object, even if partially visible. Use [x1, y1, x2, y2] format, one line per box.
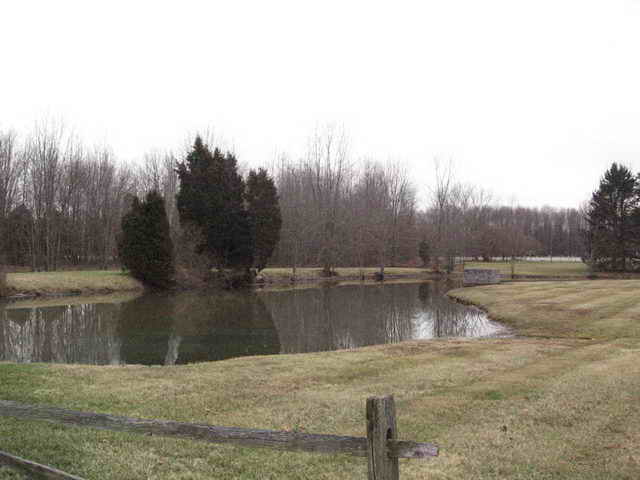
[449, 279, 640, 339]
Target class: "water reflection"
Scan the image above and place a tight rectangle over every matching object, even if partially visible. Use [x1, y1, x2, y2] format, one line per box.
[0, 303, 122, 365]
[416, 281, 500, 338]
[0, 281, 502, 366]
[263, 280, 501, 354]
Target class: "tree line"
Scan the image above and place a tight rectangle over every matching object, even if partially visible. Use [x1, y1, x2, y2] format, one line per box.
[1, 122, 587, 280]
[270, 138, 586, 276]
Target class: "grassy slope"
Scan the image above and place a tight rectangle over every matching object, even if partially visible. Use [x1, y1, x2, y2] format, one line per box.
[1, 280, 640, 478]
[449, 279, 640, 339]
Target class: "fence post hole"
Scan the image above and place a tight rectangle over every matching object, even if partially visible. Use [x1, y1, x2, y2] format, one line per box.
[366, 395, 399, 480]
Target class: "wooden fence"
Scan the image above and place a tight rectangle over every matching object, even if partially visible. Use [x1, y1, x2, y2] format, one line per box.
[0, 395, 438, 479]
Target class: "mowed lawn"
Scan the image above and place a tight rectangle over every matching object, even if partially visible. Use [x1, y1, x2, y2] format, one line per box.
[1, 279, 640, 478]
[464, 260, 589, 278]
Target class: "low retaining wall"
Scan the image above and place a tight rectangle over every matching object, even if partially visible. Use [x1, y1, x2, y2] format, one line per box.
[463, 268, 501, 286]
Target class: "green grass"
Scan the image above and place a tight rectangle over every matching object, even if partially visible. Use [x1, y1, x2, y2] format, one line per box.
[464, 260, 589, 278]
[5, 270, 143, 296]
[0, 467, 28, 480]
[2, 279, 640, 478]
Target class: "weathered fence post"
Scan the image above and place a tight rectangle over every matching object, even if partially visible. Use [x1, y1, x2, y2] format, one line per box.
[366, 395, 399, 480]
[0, 397, 438, 478]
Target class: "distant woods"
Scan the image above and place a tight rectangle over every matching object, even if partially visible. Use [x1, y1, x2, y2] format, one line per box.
[0, 122, 586, 279]
[269, 132, 586, 274]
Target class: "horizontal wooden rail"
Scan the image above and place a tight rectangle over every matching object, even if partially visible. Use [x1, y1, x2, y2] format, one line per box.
[0, 450, 86, 480]
[0, 400, 438, 459]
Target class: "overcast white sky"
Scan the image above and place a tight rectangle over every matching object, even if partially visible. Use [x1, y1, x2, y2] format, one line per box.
[3, 0, 640, 209]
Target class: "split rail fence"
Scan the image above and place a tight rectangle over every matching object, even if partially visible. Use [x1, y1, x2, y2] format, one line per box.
[0, 395, 438, 480]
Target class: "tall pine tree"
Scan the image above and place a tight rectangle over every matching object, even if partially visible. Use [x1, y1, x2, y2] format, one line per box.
[246, 168, 282, 272]
[118, 190, 174, 288]
[176, 137, 253, 272]
[585, 163, 640, 271]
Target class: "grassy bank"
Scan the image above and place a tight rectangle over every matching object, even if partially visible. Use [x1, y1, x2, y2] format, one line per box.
[2, 267, 429, 298]
[2, 280, 640, 478]
[260, 267, 429, 283]
[4, 270, 143, 297]
[449, 279, 640, 339]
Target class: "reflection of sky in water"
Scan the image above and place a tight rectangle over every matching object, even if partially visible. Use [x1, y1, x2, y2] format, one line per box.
[0, 281, 506, 366]
[413, 310, 504, 339]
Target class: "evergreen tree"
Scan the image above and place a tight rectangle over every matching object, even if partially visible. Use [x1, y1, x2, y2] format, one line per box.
[176, 137, 253, 271]
[585, 163, 640, 271]
[118, 190, 174, 288]
[246, 168, 282, 271]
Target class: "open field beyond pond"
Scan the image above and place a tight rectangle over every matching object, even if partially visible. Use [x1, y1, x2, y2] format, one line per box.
[2, 262, 608, 298]
[4, 270, 144, 297]
[464, 260, 590, 278]
[2, 267, 430, 297]
[1, 279, 640, 478]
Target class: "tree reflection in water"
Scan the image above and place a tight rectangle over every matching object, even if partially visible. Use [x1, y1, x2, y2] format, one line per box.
[117, 291, 279, 365]
[0, 302, 122, 364]
[416, 281, 502, 338]
[0, 281, 502, 366]
[262, 281, 501, 354]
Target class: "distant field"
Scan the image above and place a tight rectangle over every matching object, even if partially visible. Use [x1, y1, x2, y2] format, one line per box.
[261, 266, 428, 280]
[2, 267, 428, 297]
[464, 260, 589, 277]
[6, 270, 143, 296]
[0, 262, 600, 298]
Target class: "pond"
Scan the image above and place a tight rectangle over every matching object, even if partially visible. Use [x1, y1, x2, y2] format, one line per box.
[0, 280, 504, 366]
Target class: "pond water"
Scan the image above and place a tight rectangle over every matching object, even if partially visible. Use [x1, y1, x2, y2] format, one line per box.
[0, 280, 504, 366]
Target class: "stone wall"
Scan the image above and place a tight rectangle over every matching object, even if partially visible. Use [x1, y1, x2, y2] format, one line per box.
[463, 268, 501, 286]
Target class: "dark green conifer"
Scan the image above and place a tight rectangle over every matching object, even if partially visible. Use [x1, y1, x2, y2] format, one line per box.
[118, 190, 174, 288]
[176, 137, 253, 271]
[246, 168, 282, 271]
[585, 163, 640, 271]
